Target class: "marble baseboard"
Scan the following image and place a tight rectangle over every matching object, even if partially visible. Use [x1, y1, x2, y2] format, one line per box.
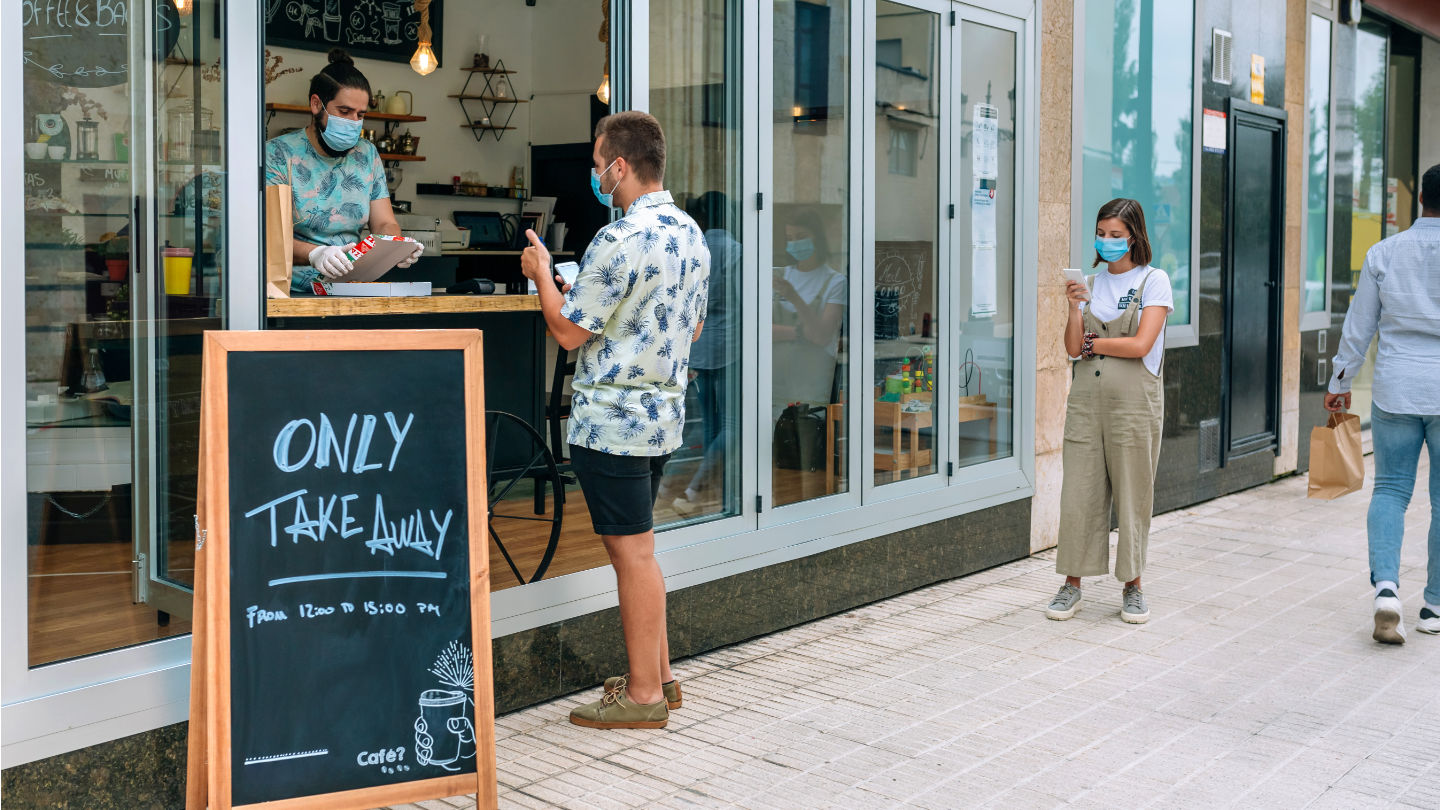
[1, 499, 1031, 809]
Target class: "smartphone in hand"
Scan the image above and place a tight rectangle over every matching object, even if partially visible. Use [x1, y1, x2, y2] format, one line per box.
[554, 261, 580, 289]
[1062, 268, 1089, 299]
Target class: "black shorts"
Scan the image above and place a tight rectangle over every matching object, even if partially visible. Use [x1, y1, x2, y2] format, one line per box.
[569, 445, 672, 536]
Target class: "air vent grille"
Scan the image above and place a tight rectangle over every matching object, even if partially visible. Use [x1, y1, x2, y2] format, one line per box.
[1212, 28, 1233, 85]
[1199, 418, 1221, 472]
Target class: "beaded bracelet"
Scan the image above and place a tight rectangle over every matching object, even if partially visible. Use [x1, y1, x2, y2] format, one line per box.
[1080, 332, 1099, 359]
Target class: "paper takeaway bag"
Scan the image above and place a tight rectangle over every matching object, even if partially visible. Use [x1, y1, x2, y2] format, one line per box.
[1308, 412, 1364, 499]
[264, 184, 293, 298]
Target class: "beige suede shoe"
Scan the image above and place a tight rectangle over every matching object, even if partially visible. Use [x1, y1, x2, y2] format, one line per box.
[604, 675, 682, 709]
[569, 688, 669, 729]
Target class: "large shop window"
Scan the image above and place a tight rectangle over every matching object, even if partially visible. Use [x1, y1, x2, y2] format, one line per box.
[956, 19, 1017, 467]
[772, 0, 853, 507]
[872, 1, 942, 486]
[1304, 15, 1332, 321]
[1078, 0, 1194, 328]
[650, 0, 744, 523]
[22, 2, 228, 666]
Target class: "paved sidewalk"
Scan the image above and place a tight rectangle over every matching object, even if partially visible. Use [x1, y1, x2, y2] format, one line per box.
[395, 453, 1438, 809]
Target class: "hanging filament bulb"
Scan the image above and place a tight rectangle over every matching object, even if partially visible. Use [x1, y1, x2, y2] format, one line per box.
[410, 42, 438, 76]
[596, 74, 611, 105]
[174, 0, 194, 15]
[409, 0, 439, 76]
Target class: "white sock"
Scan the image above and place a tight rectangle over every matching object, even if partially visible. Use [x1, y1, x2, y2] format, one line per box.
[1375, 581, 1399, 598]
[1426, 603, 1440, 614]
[685, 487, 699, 501]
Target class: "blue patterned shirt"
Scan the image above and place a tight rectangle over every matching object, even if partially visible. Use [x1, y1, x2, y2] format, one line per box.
[264, 129, 389, 292]
[561, 191, 711, 456]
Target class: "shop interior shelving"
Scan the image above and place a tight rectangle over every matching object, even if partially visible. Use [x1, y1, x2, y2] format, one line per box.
[264, 103, 426, 162]
[452, 61, 525, 142]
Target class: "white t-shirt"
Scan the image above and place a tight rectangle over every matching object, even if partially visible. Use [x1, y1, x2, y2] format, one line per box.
[1085, 265, 1173, 376]
[776, 264, 848, 357]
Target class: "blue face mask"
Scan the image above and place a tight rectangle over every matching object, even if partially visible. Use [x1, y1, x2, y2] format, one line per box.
[590, 159, 619, 208]
[1094, 236, 1130, 263]
[320, 111, 362, 152]
[786, 238, 815, 263]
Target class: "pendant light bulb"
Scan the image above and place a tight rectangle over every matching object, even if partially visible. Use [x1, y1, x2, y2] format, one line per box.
[596, 74, 611, 105]
[175, 0, 193, 15]
[410, 42, 438, 76]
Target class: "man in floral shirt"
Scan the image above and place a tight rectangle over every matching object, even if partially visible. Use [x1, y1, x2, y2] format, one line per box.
[521, 111, 709, 730]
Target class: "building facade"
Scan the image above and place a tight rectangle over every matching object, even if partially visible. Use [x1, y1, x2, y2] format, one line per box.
[3, 0, 1434, 805]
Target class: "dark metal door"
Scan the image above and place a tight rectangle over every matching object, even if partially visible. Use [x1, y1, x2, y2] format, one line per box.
[1223, 100, 1286, 460]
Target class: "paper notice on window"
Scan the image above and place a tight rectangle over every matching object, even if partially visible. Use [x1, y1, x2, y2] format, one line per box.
[971, 186, 997, 247]
[972, 103, 999, 180]
[1202, 109, 1226, 154]
[971, 246, 997, 318]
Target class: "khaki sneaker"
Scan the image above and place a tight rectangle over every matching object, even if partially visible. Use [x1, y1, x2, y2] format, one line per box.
[604, 675, 682, 709]
[569, 688, 669, 729]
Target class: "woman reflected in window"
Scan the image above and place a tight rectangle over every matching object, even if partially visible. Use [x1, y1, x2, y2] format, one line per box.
[772, 210, 847, 421]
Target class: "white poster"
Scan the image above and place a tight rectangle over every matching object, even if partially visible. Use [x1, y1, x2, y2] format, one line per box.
[971, 246, 997, 318]
[971, 186, 997, 247]
[972, 103, 999, 180]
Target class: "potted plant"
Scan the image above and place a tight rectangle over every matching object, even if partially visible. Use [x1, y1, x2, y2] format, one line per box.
[101, 232, 129, 281]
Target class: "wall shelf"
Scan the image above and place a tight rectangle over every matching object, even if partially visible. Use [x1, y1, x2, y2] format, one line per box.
[378, 154, 425, 162]
[455, 59, 521, 143]
[264, 103, 427, 124]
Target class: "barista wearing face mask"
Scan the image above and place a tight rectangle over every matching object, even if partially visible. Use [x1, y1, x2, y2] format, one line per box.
[263, 48, 422, 291]
[771, 210, 847, 420]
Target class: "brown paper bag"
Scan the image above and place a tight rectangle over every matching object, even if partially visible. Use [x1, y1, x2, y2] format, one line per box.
[265, 184, 293, 298]
[1307, 411, 1364, 499]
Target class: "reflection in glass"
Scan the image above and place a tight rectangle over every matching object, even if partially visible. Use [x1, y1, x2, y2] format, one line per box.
[1304, 16, 1331, 315]
[773, 0, 851, 507]
[1079, 0, 1193, 325]
[873, 1, 940, 486]
[1345, 25, 1387, 423]
[24, 2, 227, 665]
[649, 0, 744, 525]
[956, 21, 1017, 467]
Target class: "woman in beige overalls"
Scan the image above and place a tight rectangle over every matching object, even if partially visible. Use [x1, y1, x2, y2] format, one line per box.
[1046, 199, 1173, 624]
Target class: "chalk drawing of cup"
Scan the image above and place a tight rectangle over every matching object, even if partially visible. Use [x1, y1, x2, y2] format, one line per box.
[415, 689, 468, 769]
[382, 2, 402, 45]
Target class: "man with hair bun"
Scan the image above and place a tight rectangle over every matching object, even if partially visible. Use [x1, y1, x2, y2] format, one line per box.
[1326, 163, 1440, 644]
[522, 111, 710, 729]
[263, 48, 421, 292]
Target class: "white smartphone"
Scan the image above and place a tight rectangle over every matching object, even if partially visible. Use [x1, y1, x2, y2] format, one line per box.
[554, 261, 580, 288]
[1062, 268, 1089, 298]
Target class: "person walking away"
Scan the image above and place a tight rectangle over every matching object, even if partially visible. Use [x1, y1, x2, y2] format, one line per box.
[521, 111, 710, 727]
[673, 191, 739, 517]
[1047, 198, 1173, 624]
[1325, 163, 1440, 644]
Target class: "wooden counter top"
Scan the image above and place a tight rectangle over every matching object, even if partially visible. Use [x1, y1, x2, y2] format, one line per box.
[266, 295, 542, 318]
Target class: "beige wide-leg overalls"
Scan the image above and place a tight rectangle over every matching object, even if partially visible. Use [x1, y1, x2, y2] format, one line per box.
[1056, 270, 1164, 583]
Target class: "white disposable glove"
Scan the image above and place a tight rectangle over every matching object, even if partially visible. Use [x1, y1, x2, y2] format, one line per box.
[395, 241, 425, 268]
[307, 244, 354, 279]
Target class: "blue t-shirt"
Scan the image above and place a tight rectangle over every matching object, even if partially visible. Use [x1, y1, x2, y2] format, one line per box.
[264, 129, 388, 291]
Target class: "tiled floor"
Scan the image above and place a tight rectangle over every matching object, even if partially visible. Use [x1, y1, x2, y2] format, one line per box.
[393, 452, 1438, 809]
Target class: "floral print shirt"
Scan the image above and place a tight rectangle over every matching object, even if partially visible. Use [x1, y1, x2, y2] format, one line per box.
[561, 191, 711, 456]
[264, 129, 388, 291]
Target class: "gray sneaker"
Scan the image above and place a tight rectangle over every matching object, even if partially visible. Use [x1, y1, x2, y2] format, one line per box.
[1121, 584, 1150, 624]
[1045, 583, 1083, 620]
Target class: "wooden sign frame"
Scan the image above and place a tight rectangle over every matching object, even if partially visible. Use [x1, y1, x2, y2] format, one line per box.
[186, 330, 496, 810]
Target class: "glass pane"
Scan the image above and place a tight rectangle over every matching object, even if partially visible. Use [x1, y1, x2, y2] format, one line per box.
[1079, 0, 1194, 325]
[773, 0, 852, 507]
[151, 3, 228, 600]
[1344, 25, 1387, 424]
[649, 0, 744, 526]
[22, 2, 226, 665]
[956, 21, 1017, 467]
[1304, 15, 1331, 315]
[873, 1, 940, 486]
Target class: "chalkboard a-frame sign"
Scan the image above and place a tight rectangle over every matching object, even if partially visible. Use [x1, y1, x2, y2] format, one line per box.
[185, 330, 496, 810]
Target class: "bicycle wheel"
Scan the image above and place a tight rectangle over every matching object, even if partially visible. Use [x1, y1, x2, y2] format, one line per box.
[484, 411, 564, 585]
